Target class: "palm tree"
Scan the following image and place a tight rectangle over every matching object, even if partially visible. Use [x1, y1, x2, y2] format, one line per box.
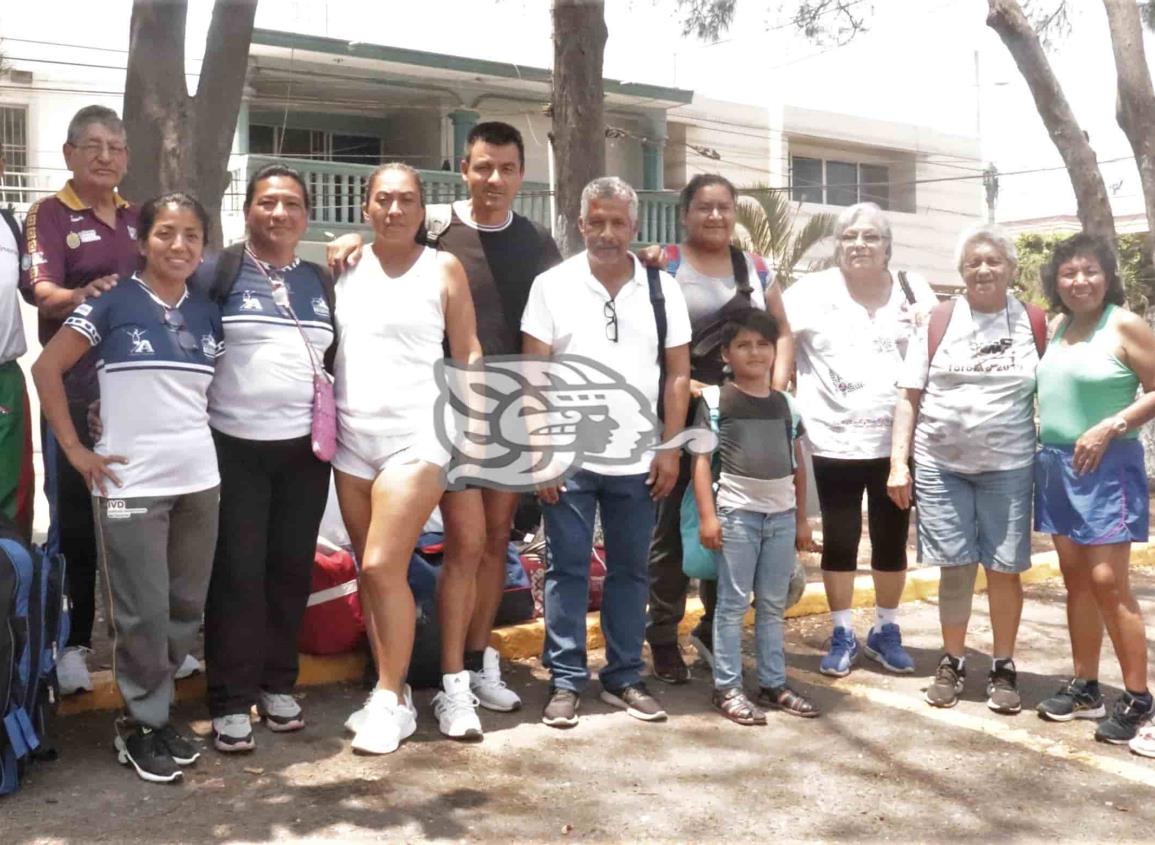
[731, 187, 836, 289]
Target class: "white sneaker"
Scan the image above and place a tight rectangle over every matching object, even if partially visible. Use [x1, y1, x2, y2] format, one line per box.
[433, 671, 483, 740]
[258, 691, 305, 732]
[469, 646, 522, 712]
[350, 687, 418, 755]
[212, 714, 256, 753]
[56, 646, 94, 695]
[345, 684, 416, 735]
[1131, 724, 1155, 758]
[174, 654, 201, 680]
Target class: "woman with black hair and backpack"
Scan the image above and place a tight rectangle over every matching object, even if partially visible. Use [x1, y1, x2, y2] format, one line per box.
[643, 173, 795, 685]
[197, 164, 336, 754]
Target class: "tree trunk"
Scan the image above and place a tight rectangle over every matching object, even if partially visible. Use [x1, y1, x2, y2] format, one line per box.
[986, 0, 1117, 242]
[551, 0, 608, 258]
[121, 0, 257, 248]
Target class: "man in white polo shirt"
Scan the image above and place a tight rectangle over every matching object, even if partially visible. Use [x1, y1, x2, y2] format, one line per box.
[521, 176, 691, 728]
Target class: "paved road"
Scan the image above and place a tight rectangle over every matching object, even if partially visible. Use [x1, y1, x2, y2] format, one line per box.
[6, 572, 1155, 843]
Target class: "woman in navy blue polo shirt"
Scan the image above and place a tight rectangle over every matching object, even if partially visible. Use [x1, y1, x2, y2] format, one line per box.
[32, 192, 223, 785]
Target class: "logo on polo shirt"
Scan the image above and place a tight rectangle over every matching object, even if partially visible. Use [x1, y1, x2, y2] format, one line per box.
[431, 355, 718, 492]
[66, 232, 81, 250]
[128, 328, 155, 356]
[240, 290, 262, 312]
[201, 334, 223, 359]
[127, 226, 137, 240]
[311, 297, 330, 318]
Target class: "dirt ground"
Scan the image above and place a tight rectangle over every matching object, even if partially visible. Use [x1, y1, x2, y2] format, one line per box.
[6, 570, 1155, 843]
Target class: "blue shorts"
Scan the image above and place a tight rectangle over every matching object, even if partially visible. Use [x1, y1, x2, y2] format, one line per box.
[1034, 440, 1149, 545]
[914, 462, 1033, 574]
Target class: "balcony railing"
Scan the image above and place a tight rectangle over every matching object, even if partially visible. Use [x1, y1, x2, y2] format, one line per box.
[229, 154, 680, 245]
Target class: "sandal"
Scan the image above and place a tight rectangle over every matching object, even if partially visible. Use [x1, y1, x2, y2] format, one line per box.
[758, 685, 821, 718]
[712, 687, 767, 726]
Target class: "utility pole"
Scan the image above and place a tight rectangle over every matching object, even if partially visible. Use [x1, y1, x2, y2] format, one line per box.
[983, 163, 999, 223]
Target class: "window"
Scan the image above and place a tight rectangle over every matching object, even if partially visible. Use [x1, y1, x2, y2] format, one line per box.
[790, 154, 891, 210]
[248, 125, 328, 159]
[0, 106, 29, 207]
[331, 134, 381, 166]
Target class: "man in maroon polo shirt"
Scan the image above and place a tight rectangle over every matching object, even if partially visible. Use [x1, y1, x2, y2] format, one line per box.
[20, 105, 139, 695]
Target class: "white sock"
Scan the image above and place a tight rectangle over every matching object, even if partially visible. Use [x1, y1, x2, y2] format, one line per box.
[831, 609, 853, 631]
[873, 606, 898, 634]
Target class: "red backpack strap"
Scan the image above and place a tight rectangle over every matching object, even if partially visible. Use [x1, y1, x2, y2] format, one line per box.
[927, 299, 957, 364]
[1023, 302, 1048, 358]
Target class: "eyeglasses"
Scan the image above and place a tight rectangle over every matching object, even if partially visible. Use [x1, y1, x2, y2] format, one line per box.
[161, 307, 198, 351]
[839, 231, 884, 246]
[604, 299, 618, 343]
[74, 141, 128, 158]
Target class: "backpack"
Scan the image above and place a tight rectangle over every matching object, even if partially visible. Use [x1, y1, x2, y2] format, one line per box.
[678, 389, 808, 608]
[647, 265, 669, 421]
[664, 244, 770, 290]
[0, 518, 68, 797]
[926, 298, 1048, 363]
[297, 544, 364, 656]
[206, 243, 339, 373]
[421, 203, 454, 246]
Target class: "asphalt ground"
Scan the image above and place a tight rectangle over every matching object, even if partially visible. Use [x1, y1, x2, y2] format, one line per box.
[5, 569, 1155, 843]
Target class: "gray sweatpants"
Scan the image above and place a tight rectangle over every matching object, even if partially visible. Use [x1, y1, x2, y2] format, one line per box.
[93, 487, 220, 728]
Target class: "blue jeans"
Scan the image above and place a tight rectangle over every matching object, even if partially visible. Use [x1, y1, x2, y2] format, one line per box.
[542, 470, 656, 693]
[713, 507, 797, 690]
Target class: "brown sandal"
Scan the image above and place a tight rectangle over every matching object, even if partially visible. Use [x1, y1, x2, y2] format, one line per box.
[758, 685, 821, 718]
[712, 688, 767, 726]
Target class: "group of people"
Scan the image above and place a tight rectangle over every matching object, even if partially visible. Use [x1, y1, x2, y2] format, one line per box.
[1, 103, 1152, 785]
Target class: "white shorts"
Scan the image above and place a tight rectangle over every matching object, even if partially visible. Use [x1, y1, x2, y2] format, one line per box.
[332, 429, 450, 481]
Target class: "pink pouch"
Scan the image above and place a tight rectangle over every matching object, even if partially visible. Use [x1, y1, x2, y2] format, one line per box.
[311, 372, 337, 462]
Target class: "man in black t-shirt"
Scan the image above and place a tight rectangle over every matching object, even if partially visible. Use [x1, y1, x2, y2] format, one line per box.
[329, 123, 560, 731]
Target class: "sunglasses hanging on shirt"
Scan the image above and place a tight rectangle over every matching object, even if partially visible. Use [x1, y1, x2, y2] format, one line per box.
[160, 306, 198, 351]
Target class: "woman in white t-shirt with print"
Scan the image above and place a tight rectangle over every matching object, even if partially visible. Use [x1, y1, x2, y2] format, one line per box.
[888, 224, 1042, 714]
[783, 202, 936, 680]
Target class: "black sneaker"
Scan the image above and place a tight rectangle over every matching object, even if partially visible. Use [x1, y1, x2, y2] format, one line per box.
[155, 723, 201, 766]
[541, 688, 580, 728]
[1036, 678, 1106, 722]
[600, 682, 668, 722]
[115, 726, 182, 784]
[925, 654, 965, 708]
[650, 642, 691, 685]
[986, 660, 1022, 715]
[1095, 692, 1155, 745]
[688, 624, 714, 669]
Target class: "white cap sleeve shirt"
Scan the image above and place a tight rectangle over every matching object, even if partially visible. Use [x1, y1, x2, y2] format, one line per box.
[897, 294, 1038, 473]
[63, 278, 224, 498]
[783, 266, 936, 460]
[521, 252, 691, 476]
[0, 220, 27, 365]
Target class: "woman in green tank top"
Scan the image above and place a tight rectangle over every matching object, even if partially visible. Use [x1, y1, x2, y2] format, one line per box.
[1034, 233, 1155, 752]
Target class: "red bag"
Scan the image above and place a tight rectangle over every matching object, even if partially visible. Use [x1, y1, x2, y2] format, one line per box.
[521, 545, 607, 619]
[298, 546, 365, 655]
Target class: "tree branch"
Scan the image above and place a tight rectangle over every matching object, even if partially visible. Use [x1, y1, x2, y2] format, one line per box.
[986, 0, 1115, 240]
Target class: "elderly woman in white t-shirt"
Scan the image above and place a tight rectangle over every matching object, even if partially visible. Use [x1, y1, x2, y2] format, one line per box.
[783, 202, 936, 680]
[888, 223, 1044, 715]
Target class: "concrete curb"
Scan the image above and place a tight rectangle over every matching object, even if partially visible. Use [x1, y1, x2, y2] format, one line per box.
[58, 543, 1155, 716]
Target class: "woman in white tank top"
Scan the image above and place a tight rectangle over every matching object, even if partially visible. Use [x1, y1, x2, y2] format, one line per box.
[333, 164, 480, 755]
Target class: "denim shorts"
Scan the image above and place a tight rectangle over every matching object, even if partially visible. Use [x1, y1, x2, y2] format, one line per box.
[914, 462, 1033, 573]
[1034, 440, 1149, 545]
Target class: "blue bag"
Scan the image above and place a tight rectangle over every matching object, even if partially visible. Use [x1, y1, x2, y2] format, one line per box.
[680, 386, 723, 580]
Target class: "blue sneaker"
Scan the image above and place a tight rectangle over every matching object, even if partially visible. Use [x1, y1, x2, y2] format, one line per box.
[819, 627, 859, 677]
[864, 623, 915, 674]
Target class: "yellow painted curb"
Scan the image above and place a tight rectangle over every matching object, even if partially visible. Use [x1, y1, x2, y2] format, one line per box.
[57, 543, 1155, 715]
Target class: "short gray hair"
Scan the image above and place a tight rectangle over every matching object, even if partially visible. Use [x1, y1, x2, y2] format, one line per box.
[580, 176, 638, 223]
[66, 105, 125, 146]
[832, 202, 893, 264]
[954, 223, 1017, 273]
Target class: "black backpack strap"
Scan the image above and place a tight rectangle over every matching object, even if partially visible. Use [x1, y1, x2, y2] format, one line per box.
[647, 265, 668, 422]
[303, 259, 338, 375]
[1, 209, 22, 261]
[897, 269, 916, 304]
[729, 246, 753, 298]
[209, 242, 247, 304]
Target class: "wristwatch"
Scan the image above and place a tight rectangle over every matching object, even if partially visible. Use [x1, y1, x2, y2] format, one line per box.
[1109, 414, 1129, 435]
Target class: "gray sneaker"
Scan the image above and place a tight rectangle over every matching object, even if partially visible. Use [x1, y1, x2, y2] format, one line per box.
[542, 688, 580, 728]
[600, 682, 668, 722]
[986, 660, 1021, 715]
[925, 654, 965, 708]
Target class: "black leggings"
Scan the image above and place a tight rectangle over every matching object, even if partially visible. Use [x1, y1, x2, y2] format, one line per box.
[811, 456, 909, 573]
[204, 430, 330, 717]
